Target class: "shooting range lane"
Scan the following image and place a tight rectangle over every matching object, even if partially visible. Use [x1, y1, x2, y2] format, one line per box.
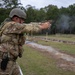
[25, 41, 75, 64]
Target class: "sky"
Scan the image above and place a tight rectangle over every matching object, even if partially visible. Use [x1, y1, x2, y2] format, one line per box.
[21, 0, 75, 9]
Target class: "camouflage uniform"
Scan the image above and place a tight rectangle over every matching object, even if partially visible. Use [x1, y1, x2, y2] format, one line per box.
[0, 18, 41, 75]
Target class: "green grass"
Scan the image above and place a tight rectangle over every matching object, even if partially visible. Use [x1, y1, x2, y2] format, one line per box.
[17, 45, 75, 75]
[35, 34, 75, 42]
[37, 40, 75, 55]
[29, 34, 75, 55]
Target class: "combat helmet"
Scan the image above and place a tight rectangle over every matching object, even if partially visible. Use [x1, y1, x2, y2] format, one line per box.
[9, 8, 26, 19]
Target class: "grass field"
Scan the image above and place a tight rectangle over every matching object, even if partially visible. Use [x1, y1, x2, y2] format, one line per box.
[47, 34, 75, 41]
[17, 45, 75, 75]
[27, 34, 75, 56]
[28, 34, 75, 55]
[37, 40, 75, 55]
[34, 34, 75, 41]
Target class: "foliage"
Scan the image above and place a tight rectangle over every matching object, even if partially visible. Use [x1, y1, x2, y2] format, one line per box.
[0, 8, 11, 23]
[0, 0, 21, 8]
[0, 1, 75, 34]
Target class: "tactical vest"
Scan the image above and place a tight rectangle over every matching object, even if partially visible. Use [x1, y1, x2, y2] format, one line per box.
[0, 18, 11, 42]
[0, 20, 7, 43]
[0, 18, 25, 58]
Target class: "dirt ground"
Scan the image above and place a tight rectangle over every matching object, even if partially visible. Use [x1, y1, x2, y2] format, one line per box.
[26, 41, 75, 72]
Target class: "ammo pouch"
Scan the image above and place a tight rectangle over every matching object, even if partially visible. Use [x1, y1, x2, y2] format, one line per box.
[1, 52, 9, 71]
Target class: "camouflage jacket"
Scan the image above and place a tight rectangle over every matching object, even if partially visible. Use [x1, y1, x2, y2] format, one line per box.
[0, 18, 41, 59]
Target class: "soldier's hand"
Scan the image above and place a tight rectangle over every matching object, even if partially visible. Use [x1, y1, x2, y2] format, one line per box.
[39, 21, 51, 30]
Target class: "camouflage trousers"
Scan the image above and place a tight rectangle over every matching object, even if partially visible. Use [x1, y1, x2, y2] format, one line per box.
[0, 59, 22, 75]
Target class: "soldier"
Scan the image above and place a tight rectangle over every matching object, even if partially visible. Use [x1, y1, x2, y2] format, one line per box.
[0, 8, 51, 75]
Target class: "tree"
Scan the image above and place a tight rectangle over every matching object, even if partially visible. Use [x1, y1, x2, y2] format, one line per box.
[59, 7, 69, 15]
[68, 4, 75, 16]
[0, 0, 22, 8]
[55, 15, 70, 34]
[69, 16, 75, 34]
[25, 5, 37, 23]
[45, 5, 59, 20]
[44, 5, 59, 34]
[35, 8, 46, 22]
